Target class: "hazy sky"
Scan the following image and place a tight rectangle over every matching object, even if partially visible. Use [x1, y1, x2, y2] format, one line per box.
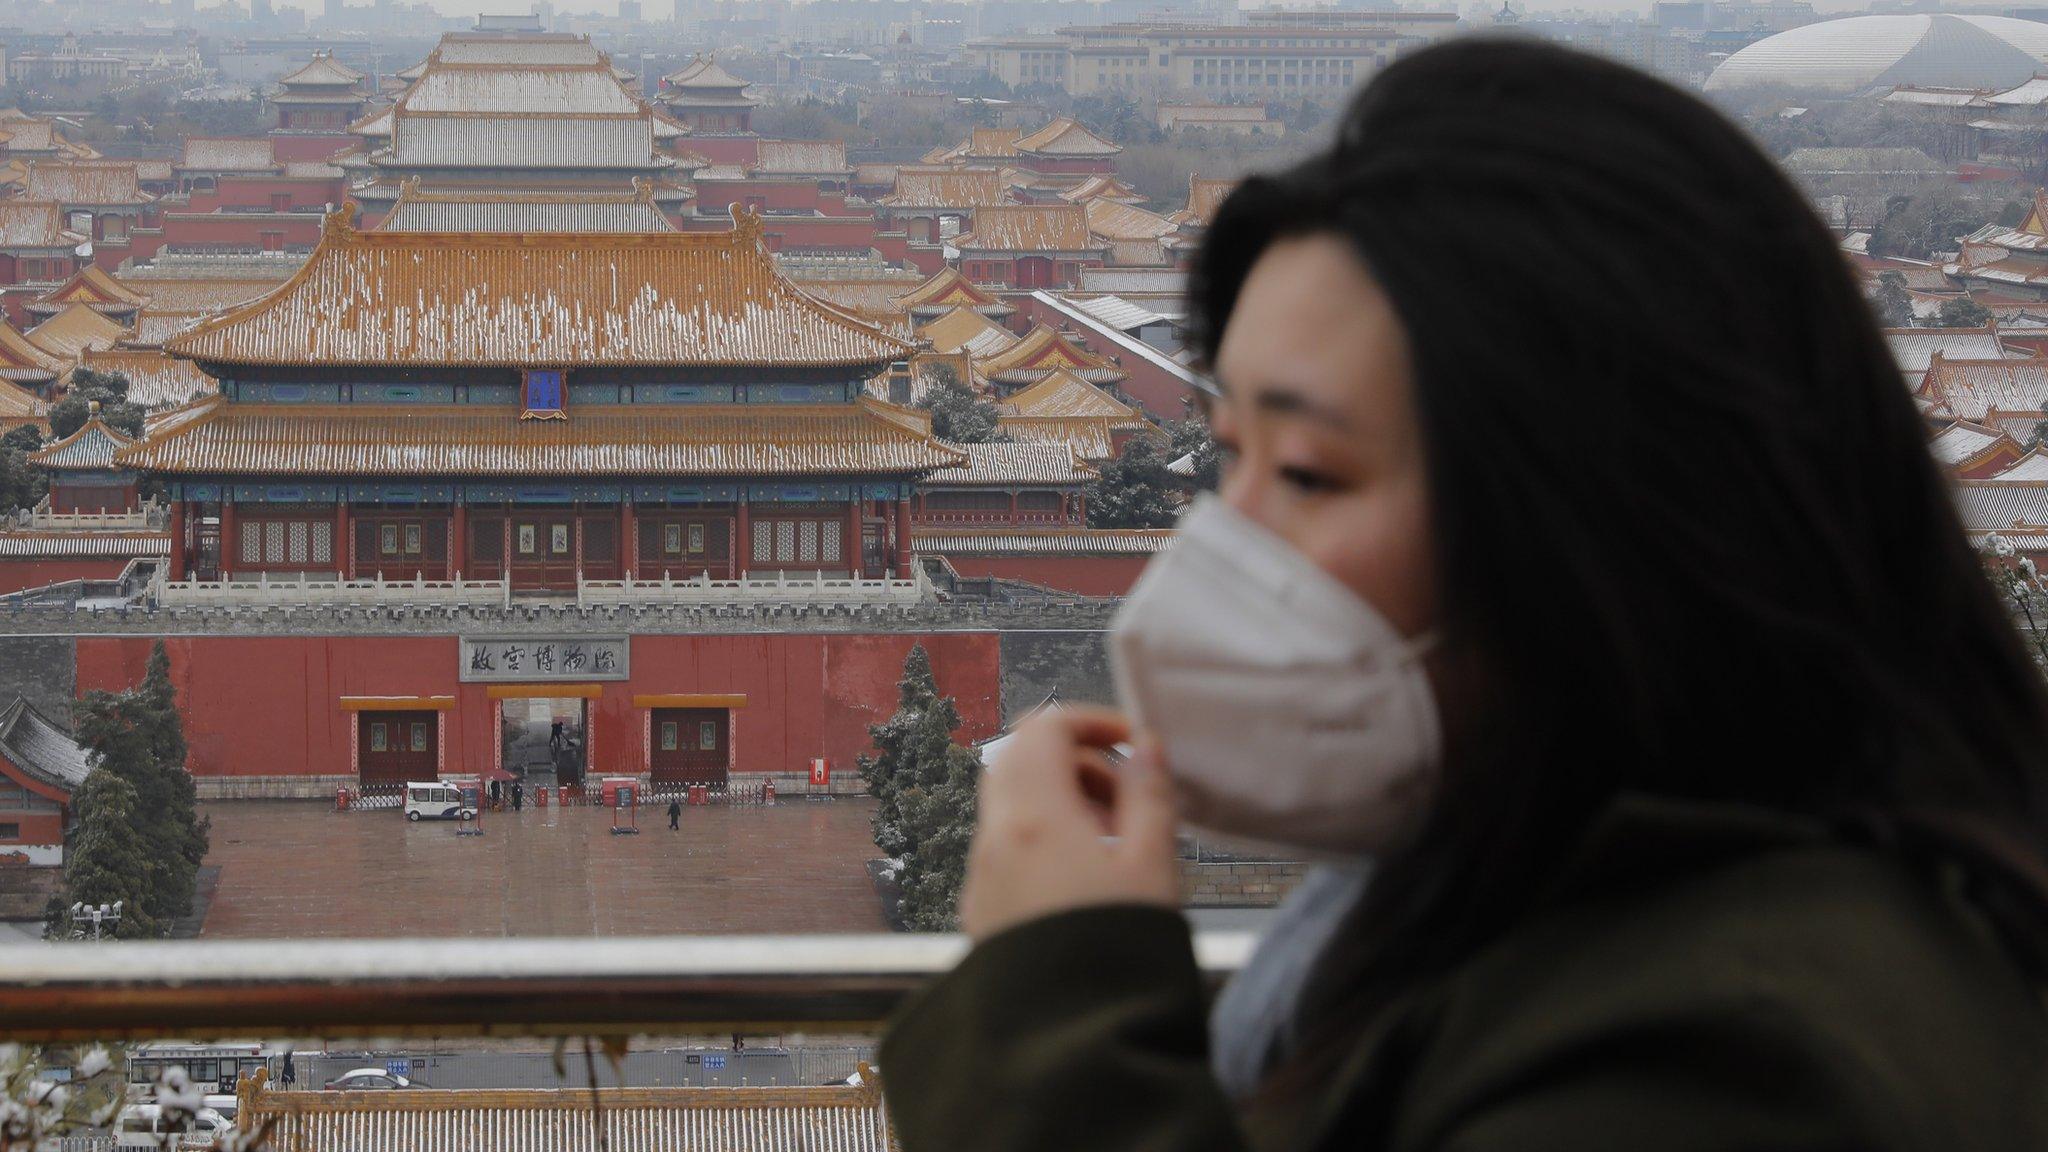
[263, 0, 1895, 21]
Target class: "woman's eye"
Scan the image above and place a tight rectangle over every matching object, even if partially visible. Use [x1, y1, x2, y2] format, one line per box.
[1279, 465, 1341, 493]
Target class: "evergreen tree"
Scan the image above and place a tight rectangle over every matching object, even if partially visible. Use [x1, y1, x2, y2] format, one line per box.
[67, 641, 207, 930]
[1874, 271, 1914, 329]
[858, 645, 981, 930]
[1938, 294, 1992, 329]
[47, 369, 144, 440]
[45, 764, 158, 938]
[917, 366, 1006, 444]
[1087, 436, 1180, 528]
[1, 424, 40, 454]
[1168, 416, 1222, 493]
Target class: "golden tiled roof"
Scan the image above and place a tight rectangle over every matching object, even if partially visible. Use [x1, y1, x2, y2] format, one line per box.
[0, 379, 46, 419]
[116, 396, 967, 477]
[1014, 117, 1122, 157]
[0, 200, 83, 248]
[29, 265, 146, 314]
[279, 51, 363, 88]
[966, 127, 1022, 158]
[1061, 174, 1147, 204]
[996, 415, 1116, 460]
[954, 205, 1101, 253]
[892, 267, 1011, 316]
[754, 139, 849, 176]
[119, 277, 287, 313]
[878, 168, 1008, 209]
[918, 305, 1016, 358]
[1005, 367, 1141, 422]
[1083, 197, 1176, 242]
[27, 303, 128, 358]
[1182, 174, 1237, 227]
[0, 320, 67, 381]
[979, 324, 1126, 385]
[73, 348, 218, 409]
[165, 206, 914, 369]
[24, 161, 148, 206]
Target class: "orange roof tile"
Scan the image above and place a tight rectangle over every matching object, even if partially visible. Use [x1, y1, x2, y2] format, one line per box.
[0, 320, 67, 382]
[878, 168, 1009, 209]
[918, 305, 1017, 358]
[979, 324, 1126, 385]
[966, 127, 1022, 158]
[1083, 198, 1176, 241]
[1005, 367, 1141, 422]
[26, 304, 128, 358]
[954, 205, 1101, 253]
[1181, 174, 1237, 227]
[116, 396, 966, 477]
[279, 52, 363, 88]
[754, 139, 849, 176]
[893, 267, 1012, 317]
[0, 379, 46, 419]
[1060, 174, 1146, 204]
[73, 348, 218, 409]
[24, 161, 148, 206]
[1013, 117, 1121, 157]
[994, 415, 1117, 460]
[166, 206, 913, 369]
[0, 200, 83, 248]
[28, 265, 145, 315]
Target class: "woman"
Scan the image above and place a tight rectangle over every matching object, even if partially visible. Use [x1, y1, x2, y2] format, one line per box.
[878, 38, 2048, 1152]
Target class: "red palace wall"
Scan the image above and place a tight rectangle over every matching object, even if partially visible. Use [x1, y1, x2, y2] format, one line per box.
[74, 632, 1005, 782]
[691, 179, 829, 215]
[187, 176, 349, 214]
[0, 558, 134, 595]
[269, 134, 357, 162]
[943, 555, 1149, 597]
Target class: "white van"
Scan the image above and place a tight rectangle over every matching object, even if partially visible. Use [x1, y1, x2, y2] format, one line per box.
[115, 1103, 229, 1149]
[403, 782, 475, 822]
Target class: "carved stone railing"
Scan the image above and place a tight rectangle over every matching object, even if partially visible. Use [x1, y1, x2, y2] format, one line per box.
[25, 498, 168, 531]
[154, 564, 935, 608]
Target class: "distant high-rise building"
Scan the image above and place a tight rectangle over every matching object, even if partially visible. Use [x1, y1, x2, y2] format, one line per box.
[326, 0, 345, 23]
[619, 0, 643, 21]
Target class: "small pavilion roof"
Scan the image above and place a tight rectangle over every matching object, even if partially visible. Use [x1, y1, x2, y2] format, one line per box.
[27, 304, 129, 359]
[953, 205, 1100, 253]
[1083, 197, 1177, 241]
[1005, 366, 1142, 422]
[662, 54, 759, 107]
[278, 51, 363, 88]
[376, 179, 677, 233]
[165, 205, 913, 370]
[24, 161, 149, 207]
[27, 265, 146, 317]
[1014, 117, 1121, 157]
[979, 324, 1127, 385]
[115, 395, 967, 478]
[1061, 174, 1146, 204]
[28, 415, 134, 470]
[894, 266, 1013, 318]
[0, 200, 85, 249]
[0, 696, 90, 800]
[918, 304, 1017, 358]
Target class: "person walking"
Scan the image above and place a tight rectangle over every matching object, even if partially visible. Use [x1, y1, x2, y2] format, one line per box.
[668, 798, 683, 831]
[878, 39, 2048, 1152]
[511, 780, 523, 812]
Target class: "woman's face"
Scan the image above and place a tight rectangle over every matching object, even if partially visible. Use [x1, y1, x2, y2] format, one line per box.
[1208, 233, 1437, 637]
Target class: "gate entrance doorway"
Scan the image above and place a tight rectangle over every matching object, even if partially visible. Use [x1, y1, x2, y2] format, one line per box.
[649, 707, 730, 788]
[358, 710, 438, 787]
[501, 697, 587, 788]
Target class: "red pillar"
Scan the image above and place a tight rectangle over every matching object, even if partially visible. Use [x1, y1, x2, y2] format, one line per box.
[167, 499, 186, 580]
[1008, 488, 1019, 527]
[334, 499, 349, 579]
[894, 496, 912, 579]
[846, 498, 863, 578]
[735, 497, 751, 578]
[218, 497, 236, 580]
[619, 497, 633, 581]
[450, 501, 468, 580]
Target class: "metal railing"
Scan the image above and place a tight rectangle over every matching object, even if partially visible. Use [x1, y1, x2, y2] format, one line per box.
[0, 933, 1256, 1043]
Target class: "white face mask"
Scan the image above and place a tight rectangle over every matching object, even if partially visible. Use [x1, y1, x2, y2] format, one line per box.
[1109, 496, 1442, 858]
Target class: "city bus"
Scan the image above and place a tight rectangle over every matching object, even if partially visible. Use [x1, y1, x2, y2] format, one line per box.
[126, 1043, 269, 1096]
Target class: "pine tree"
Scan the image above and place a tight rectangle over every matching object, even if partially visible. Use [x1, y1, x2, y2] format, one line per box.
[1169, 417, 1222, 493]
[1874, 271, 1914, 329]
[45, 770, 159, 938]
[67, 642, 207, 929]
[858, 645, 982, 929]
[1087, 436, 1180, 528]
[917, 366, 1007, 444]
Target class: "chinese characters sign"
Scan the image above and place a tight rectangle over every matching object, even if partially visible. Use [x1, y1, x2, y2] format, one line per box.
[521, 368, 567, 421]
[459, 636, 629, 682]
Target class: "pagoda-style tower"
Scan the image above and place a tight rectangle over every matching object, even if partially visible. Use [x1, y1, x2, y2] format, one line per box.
[658, 56, 759, 135]
[271, 52, 367, 135]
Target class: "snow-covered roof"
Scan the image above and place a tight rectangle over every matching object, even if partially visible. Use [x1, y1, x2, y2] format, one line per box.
[1887, 328, 2013, 375]
[377, 184, 676, 234]
[0, 695, 91, 795]
[923, 440, 1095, 486]
[28, 416, 135, 470]
[165, 208, 910, 369]
[1067, 294, 1173, 333]
[1928, 419, 2006, 464]
[926, 529, 1174, 556]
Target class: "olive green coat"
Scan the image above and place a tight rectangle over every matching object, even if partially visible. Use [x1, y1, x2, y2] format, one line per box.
[880, 796, 2048, 1152]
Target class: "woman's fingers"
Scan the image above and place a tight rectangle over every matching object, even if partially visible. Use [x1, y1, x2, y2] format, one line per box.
[1113, 740, 1181, 855]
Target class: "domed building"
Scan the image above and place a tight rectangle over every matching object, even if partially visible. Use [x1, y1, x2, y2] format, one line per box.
[1705, 14, 2048, 94]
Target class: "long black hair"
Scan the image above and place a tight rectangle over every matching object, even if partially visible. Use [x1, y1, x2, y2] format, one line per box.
[1191, 37, 2048, 1061]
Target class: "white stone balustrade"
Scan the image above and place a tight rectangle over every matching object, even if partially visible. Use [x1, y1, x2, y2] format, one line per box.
[154, 564, 933, 607]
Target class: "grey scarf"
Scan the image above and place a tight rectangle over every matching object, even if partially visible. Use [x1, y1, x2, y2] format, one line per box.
[1207, 863, 1372, 1102]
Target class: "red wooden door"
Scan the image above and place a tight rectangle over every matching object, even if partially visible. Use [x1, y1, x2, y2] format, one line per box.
[649, 708, 730, 785]
[507, 513, 578, 591]
[358, 711, 436, 785]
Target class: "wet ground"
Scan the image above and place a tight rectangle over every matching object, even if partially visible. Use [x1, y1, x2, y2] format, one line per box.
[195, 797, 889, 938]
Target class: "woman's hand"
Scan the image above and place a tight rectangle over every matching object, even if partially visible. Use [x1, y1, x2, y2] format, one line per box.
[960, 705, 1183, 942]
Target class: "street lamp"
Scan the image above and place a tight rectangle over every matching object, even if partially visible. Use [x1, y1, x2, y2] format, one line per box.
[70, 901, 121, 940]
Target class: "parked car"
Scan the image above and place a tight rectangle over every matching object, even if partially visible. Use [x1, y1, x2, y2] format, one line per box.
[403, 782, 475, 822]
[114, 1103, 229, 1149]
[322, 1067, 431, 1091]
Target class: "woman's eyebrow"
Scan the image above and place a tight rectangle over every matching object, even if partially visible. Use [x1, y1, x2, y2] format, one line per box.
[1254, 386, 1354, 430]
